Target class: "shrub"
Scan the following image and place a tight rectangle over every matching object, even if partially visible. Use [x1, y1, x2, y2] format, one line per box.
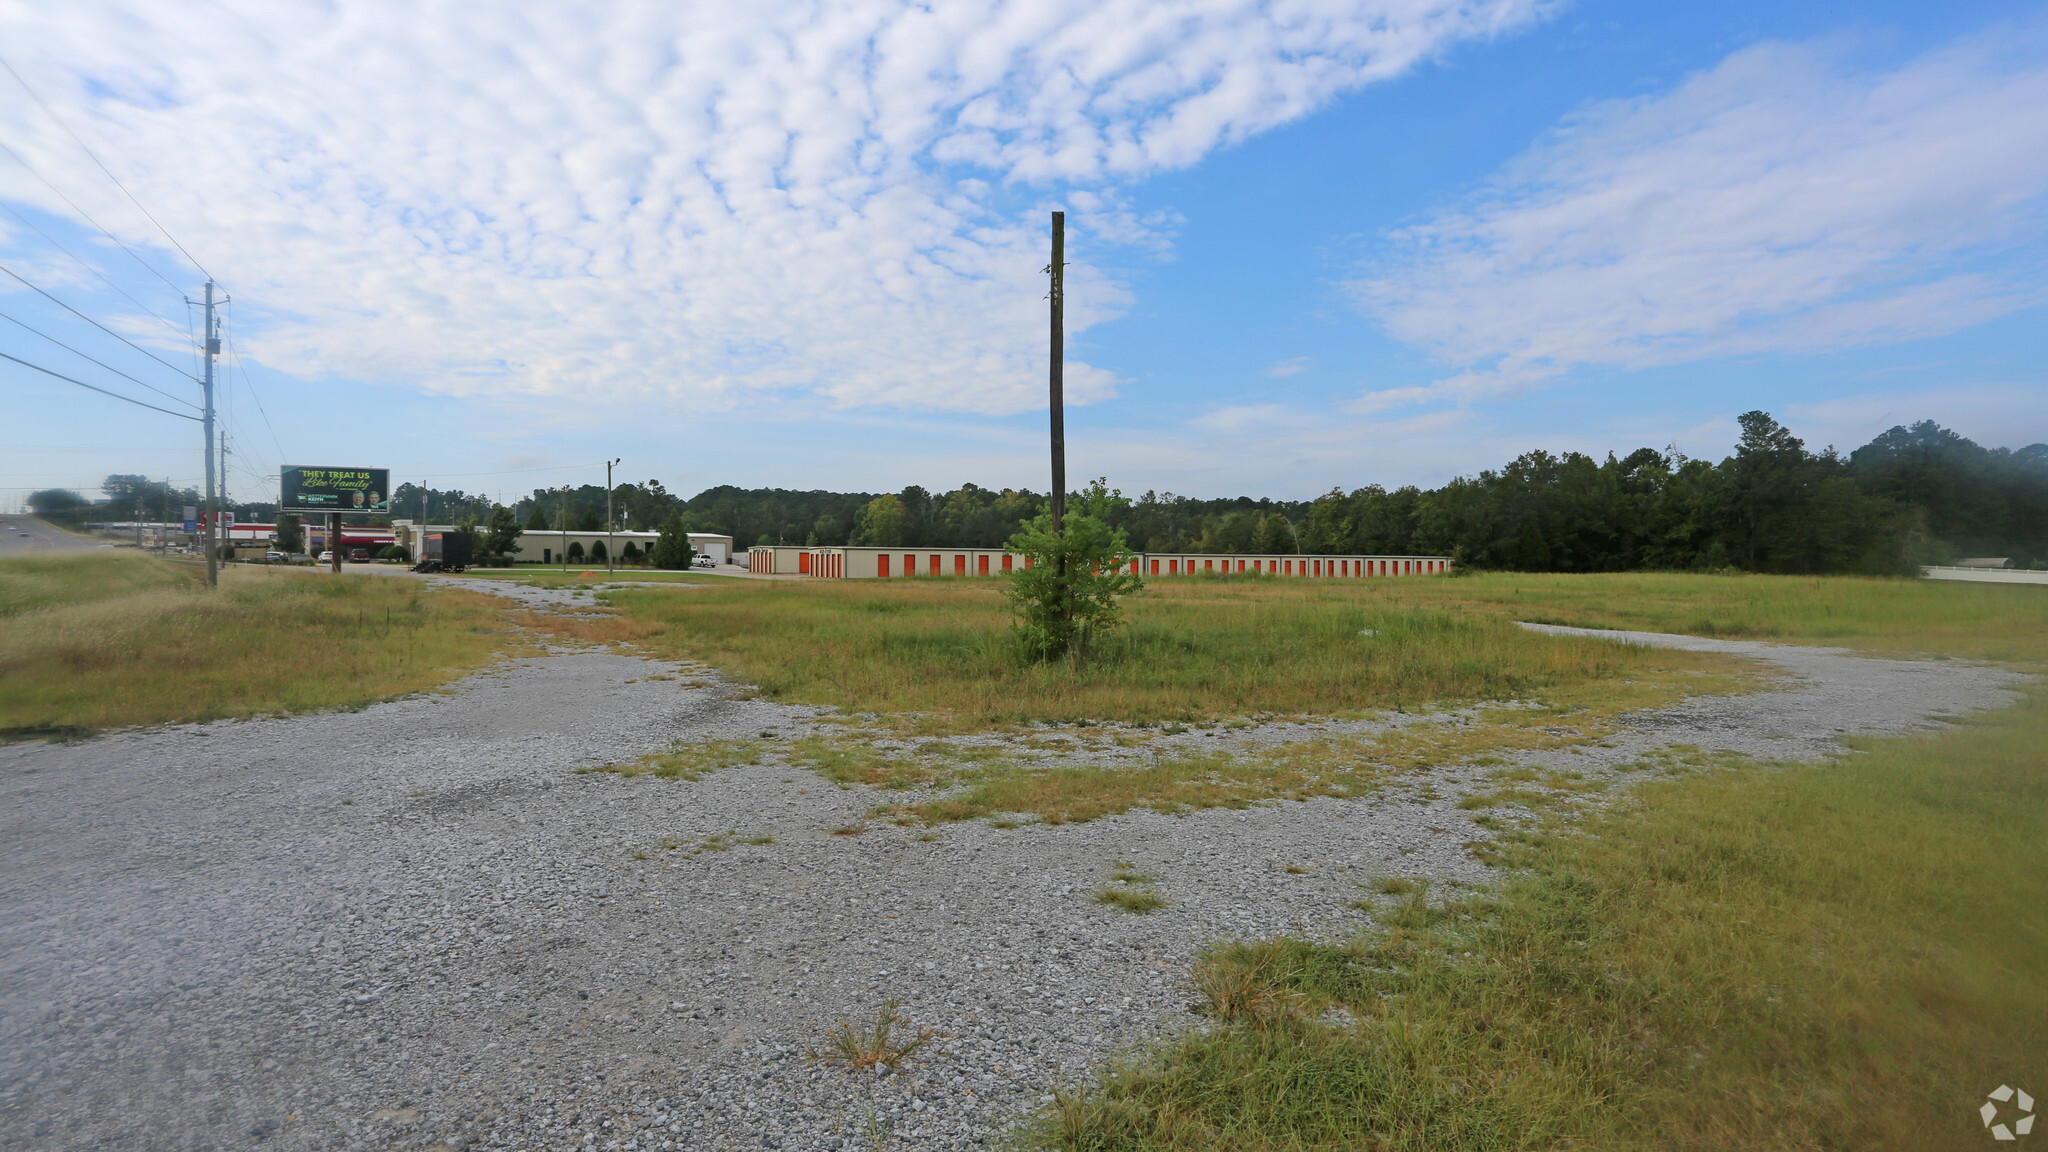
[1003, 478, 1143, 661]
[651, 514, 694, 569]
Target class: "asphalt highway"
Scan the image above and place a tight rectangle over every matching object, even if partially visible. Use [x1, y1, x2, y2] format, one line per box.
[0, 517, 104, 556]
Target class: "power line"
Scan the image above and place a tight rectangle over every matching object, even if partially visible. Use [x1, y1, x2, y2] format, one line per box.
[409, 463, 606, 478]
[0, 348, 201, 421]
[0, 261, 198, 382]
[0, 138, 188, 299]
[0, 201, 188, 339]
[0, 55, 212, 282]
[223, 297, 288, 466]
[0, 306, 201, 411]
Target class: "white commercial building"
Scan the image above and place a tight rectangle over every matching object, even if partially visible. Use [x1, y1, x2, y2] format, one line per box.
[391, 521, 735, 566]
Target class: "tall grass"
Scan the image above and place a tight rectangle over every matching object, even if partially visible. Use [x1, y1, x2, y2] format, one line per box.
[1045, 690, 2048, 1150]
[0, 552, 513, 734]
[607, 577, 1741, 724]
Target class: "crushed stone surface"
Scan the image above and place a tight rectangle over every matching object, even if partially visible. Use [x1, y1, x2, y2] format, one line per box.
[0, 608, 2026, 1152]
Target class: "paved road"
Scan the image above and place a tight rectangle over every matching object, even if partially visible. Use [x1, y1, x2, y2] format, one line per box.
[0, 517, 105, 557]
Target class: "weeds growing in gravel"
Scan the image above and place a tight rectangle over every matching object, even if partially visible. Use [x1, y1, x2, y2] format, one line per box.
[578, 738, 764, 781]
[892, 702, 1659, 828]
[813, 999, 934, 1072]
[1094, 886, 1169, 914]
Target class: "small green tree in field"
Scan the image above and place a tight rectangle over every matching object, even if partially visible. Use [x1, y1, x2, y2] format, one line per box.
[566, 540, 585, 562]
[1004, 478, 1143, 661]
[651, 514, 695, 569]
[621, 539, 643, 564]
[275, 514, 303, 555]
[480, 506, 522, 565]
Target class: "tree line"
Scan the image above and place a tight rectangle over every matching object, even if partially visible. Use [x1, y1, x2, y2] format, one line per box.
[29, 413, 2046, 572]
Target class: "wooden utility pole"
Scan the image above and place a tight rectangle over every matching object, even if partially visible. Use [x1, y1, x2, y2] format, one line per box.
[200, 281, 218, 587]
[605, 458, 620, 575]
[1048, 211, 1065, 534]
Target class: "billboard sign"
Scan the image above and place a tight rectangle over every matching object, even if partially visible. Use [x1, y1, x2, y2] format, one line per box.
[281, 466, 390, 515]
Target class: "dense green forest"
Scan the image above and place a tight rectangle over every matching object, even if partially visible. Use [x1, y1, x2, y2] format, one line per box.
[31, 414, 2047, 572]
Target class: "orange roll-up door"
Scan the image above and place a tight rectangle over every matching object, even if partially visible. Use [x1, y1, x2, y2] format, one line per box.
[979, 555, 989, 575]
[798, 552, 810, 575]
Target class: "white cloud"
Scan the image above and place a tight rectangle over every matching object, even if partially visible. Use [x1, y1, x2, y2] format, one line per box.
[1353, 26, 2048, 407]
[1264, 356, 1312, 377]
[0, 0, 1540, 416]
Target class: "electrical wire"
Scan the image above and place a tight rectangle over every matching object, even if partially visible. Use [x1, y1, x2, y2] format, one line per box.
[0, 201, 189, 340]
[0, 261, 199, 382]
[0, 55, 212, 283]
[0, 348, 200, 421]
[223, 297, 289, 466]
[0, 138, 189, 299]
[409, 463, 605, 478]
[0, 306, 201, 411]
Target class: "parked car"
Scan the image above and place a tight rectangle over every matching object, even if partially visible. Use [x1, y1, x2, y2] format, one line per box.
[317, 551, 334, 563]
[693, 554, 716, 568]
[264, 550, 286, 562]
[348, 548, 370, 562]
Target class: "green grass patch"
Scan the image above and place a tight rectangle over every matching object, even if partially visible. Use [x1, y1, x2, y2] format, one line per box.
[576, 738, 764, 780]
[0, 552, 514, 734]
[1042, 688, 2048, 1151]
[1393, 570, 2048, 664]
[1094, 885, 1170, 914]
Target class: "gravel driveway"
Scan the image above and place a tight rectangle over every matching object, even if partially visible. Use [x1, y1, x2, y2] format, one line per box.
[0, 599, 2025, 1152]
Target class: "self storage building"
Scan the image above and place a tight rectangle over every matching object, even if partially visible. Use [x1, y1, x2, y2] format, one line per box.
[750, 545, 1449, 578]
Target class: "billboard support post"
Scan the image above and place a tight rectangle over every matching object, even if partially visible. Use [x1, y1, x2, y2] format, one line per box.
[329, 514, 340, 574]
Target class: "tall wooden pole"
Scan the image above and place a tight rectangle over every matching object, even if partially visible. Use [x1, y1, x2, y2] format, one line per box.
[1048, 211, 1066, 534]
[201, 281, 218, 587]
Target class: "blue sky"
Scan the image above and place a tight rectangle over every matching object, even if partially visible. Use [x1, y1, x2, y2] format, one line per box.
[3, 0, 2044, 511]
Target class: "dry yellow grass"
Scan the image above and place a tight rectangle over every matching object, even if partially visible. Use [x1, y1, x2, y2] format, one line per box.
[0, 552, 516, 734]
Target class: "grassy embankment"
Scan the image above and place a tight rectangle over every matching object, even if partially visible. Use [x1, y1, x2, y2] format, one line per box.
[0, 551, 518, 736]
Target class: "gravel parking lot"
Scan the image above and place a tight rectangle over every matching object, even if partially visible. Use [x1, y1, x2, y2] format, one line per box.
[0, 590, 2024, 1152]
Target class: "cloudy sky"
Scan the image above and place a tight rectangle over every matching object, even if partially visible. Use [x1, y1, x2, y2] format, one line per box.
[2, 0, 2044, 507]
